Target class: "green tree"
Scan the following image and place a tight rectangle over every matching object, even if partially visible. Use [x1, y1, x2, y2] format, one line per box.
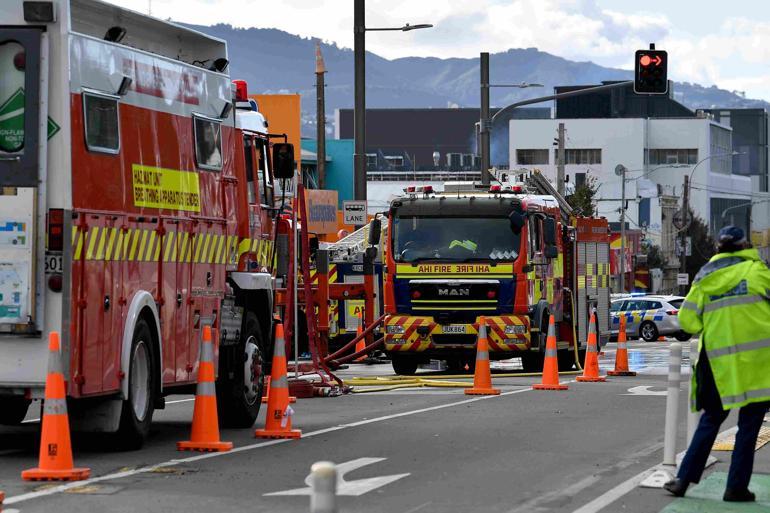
[684, 213, 716, 278]
[567, 174, 598, 217]
[643, 243, 667, 269]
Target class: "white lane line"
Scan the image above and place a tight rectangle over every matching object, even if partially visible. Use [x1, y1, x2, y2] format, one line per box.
[571, 426, 739, 513]
[5, 385, 536, 506]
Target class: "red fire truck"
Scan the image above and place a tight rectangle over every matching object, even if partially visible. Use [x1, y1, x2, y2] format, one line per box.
[0, 0, 290, 447]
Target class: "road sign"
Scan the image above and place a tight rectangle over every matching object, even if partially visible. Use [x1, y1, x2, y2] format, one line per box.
[672, 209, 691, 230]
[305, 189, 339, 235]
[343, 200, 367, 225]
[265, 457, 410, 497]
[677, 273, 689, 286]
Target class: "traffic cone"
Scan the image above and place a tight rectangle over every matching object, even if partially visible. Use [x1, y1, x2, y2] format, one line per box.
[255, 322, 302, 439]
[354, 311, 367, 362]
[608, 315, 636, 376]
[576, 312, 607, 382]
[22, 332, 90, 482]
[262, 375, 296, 404]
[177, 326, 233, 452]
[465, 317, 500, 395]
[533, 314, 569, 390]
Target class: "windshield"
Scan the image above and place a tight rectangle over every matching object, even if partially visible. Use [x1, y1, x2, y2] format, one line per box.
[393, 216, 520, 263]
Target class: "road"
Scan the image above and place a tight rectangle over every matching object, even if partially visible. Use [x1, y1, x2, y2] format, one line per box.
[0, 340, 709, 513]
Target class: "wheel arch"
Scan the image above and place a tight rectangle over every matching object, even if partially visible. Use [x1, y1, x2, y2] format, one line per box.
[120, 291, 163, 400]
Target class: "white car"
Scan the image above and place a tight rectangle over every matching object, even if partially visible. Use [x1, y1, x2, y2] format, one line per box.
[610, 295, 692, 342]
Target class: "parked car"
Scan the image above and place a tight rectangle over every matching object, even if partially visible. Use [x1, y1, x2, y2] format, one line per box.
[610, 295, 692, 342]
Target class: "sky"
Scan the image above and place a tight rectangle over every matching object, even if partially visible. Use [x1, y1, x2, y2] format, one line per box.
[108, 0, 770, 102]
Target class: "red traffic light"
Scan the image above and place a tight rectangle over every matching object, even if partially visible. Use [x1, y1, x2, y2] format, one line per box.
[634, 49, 668, 94]
[639, 54, 652, 66]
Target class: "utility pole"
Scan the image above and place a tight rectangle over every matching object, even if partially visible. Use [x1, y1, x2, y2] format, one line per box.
[556, 123, 565, 196]
[619, 165, 627, 293]
[315, 42, 326, 189]
[679, 175, 690, 295]
[480, 52, 490, 185]
[353, 0, 366, 200]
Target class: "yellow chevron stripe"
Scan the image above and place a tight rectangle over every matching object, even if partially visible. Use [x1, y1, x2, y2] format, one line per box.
[74, 228, 84, 260]
[95, 226, 108, 260]
[153, 232, 161, 261]
[179, 232, 189, 263]
[85, 227, 100, 260]
[227, 235, 237, 264]
[112, 229, 124, 261]
[129, 229, 141, 261]
[121, 229, 131, 260]
[145, 231, 157, 262]
[238, 238, 251, 257]
[251, 238, 259, 253]
[216, 234, 226, 264]
[207, 234, 219, 263]
[164, 232, 175, 262]
[197, 233, 208, 263]
[103, 227, 117, 260]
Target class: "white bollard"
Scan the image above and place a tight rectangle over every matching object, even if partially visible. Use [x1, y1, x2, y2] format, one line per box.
[687, 339, 700, 444]
[310, 461, 337, 513]
[663, 343, 682, 467]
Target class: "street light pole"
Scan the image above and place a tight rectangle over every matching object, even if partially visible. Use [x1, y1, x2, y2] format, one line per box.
[480, 52, 490, 185]
[620, 165, 627, 293]
[353, 5, 432, 202]
[353, 0, 366, 201]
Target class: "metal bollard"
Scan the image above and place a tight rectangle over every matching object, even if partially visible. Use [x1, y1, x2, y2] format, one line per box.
[663, 343, 682, 467]
[310, 461, 337, 513]
[687, 339, 700, 444]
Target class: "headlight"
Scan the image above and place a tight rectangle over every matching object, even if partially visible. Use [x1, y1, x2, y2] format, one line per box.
[386, 325, 405, 334]
[504, 325, 526, 335]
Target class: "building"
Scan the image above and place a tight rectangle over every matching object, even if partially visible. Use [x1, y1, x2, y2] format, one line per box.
[509, 83, 753, 248]
[335, 107, 550, 172]
[300, 138, 355, 207]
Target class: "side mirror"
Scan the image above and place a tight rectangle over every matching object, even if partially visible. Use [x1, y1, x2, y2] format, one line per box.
[368, 217, 382, 246]
[545, 245, 558, 259]
[271, 142, 295, 179]
[509, 211, 526, 234]
[544, 217, 556, 246]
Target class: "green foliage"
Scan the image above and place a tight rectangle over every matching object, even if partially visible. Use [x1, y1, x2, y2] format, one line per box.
[567, 174, 598, 217]
[644, 243, 667, 269]
[686, 212, 716, 277]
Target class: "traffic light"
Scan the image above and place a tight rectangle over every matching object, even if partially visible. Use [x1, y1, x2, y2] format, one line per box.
[634, 49, 668, 94]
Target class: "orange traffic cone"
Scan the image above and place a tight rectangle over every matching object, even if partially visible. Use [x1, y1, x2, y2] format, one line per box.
[533, 314, 569, 390]
[608, 315, 636, 376]
[262, 375, 296, 404]
[576, 312, 607, 382]
[177, 326, 233, 452]
[354, 311, 367, 362]
[255, 322, 302, 439]
[465, 317, 500, 395]
[22, 332, 90, 481]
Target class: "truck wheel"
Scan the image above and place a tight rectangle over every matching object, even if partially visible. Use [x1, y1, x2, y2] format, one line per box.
[391, 355, 418, 376]
[116, 318, 155, 450]
[557, 350, 576, 371]
[521, 353, 544, 373]
[640, 321, 659, 342]
[675, 331, 692, 342]
[0, 397, 31, 425]
[218, 312, 265, 428]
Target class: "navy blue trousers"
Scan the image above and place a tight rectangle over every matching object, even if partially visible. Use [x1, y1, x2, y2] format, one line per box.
[677, 354, 770, 490]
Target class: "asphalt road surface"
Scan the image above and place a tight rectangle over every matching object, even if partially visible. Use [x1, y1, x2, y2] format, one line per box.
[1, 340, 711, 513]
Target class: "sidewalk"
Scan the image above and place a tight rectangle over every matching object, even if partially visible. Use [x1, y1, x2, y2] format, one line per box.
[611, 417, 770, 512]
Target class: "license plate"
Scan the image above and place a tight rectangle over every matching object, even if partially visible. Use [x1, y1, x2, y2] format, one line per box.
[44, 252, 63, 274]
[442, 325, 466, 334]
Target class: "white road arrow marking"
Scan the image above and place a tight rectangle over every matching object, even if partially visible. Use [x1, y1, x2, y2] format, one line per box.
[265, 457, 410, 497]
[623, 386, 668, 396]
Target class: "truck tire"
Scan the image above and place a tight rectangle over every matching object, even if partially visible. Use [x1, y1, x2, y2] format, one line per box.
[218, 312, 265, 428]
[0, 397, 31, 425]
[391, 355, 418, 376]
[116, 318, 156, 450]
[639, 321, 659, 342]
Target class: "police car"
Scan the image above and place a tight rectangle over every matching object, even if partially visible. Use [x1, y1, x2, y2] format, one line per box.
[610, 295, 692, 342]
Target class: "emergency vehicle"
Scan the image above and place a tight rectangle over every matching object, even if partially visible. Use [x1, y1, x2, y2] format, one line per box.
[0, 0, 290, 447]
[383, 174, 611, 375]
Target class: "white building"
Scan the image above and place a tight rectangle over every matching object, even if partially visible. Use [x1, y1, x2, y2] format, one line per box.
[508, 116, 753, 246]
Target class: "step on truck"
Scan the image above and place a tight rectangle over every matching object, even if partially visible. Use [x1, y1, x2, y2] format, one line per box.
[0, 0, 293, 447]
[383, 177, 611, 375]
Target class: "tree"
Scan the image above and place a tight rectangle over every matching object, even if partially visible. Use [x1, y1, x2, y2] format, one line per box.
[644, 243, 667, 270]
[684, 213, 716, 278]
[566, 174, 598, 217]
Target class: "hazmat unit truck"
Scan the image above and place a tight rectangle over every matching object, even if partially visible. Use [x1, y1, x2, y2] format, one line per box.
[383, 177, 611, 375]
[0, 0, 293, 447]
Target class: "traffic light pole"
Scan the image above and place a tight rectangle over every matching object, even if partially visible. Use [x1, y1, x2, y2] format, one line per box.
[480, 52, 490, 186]
[679, 175, 689, 295]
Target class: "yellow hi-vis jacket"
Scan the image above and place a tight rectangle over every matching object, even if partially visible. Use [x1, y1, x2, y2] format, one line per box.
[679, 248, 770, 410]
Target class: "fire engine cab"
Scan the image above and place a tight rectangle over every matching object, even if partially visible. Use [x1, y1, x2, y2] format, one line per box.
[0, 0, 289, 447]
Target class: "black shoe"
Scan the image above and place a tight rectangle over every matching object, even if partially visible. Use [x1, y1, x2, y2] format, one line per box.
[723, 489, 755, 502]
[663, 479, 689, 497]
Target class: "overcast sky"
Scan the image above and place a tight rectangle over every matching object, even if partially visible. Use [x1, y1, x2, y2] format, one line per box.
[107, 0, 770, 101]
